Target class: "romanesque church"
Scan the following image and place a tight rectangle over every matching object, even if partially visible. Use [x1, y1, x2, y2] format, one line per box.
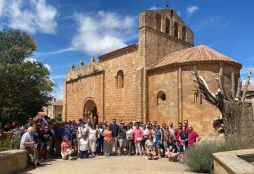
[63, 8, 241, 135]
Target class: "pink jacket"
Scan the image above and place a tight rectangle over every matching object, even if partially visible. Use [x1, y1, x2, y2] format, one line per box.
[133, 128, 143, 142]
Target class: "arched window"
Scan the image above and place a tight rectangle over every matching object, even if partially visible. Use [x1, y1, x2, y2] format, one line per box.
[165, 18, 170, 34]
[116, 70, 124, 88]
[157, 91, 166, 105]
[182, 26, 187, 41]
[174, 22, 179, 39]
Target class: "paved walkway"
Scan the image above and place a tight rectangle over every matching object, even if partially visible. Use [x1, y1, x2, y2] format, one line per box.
[22, 156, 200, 174]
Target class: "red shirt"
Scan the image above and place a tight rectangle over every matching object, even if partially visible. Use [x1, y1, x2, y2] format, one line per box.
[61, 140, 71, 153]
[188, 131, 199, 147]
[174, 128, 181, 142]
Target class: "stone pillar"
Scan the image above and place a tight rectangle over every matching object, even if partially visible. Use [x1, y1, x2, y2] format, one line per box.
[136, 67, 144, 121]
[177, 66, 183, 122]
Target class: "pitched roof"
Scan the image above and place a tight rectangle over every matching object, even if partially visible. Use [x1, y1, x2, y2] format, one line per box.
[151, 45, 242, 69]
[98, 44, 138, 62]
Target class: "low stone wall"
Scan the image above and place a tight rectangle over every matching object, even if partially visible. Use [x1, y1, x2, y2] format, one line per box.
[0, 150, 27, 174]
[213, 149, 254, 174]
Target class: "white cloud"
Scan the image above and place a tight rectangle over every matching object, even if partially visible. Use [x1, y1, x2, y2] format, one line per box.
[24, 57, 38, 63]
[24, 57, 51, 71]
[44, 63, 51, 71]
[0, 0, 4, 16]
[149, 6, 161, 10]
[0, 0, 57, 34]
[72, 11, 136, 55]
[187, 5, 199, 15]
[36, 47, 77, 56]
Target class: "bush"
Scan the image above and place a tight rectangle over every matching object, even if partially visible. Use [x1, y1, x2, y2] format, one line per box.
[185, 140, 240, 173]
[0, 139, 13, 152]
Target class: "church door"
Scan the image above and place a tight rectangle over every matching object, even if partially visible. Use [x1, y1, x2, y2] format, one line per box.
[83, 100, 98, 126]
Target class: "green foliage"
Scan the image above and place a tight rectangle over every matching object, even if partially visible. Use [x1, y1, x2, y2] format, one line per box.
[185, 140, 241, 173]
[0, 30, 54, 125]
[0, 138, 13, 151]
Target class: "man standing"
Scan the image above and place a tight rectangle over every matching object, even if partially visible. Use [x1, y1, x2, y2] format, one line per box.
[118, 122, 127, 155]
[188, 126, 200, 147]
[110, 119, 119, 154]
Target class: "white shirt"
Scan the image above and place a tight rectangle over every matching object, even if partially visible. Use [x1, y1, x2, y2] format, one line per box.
[89, 128, 97, 140]
[79, 138, 89, 151]
[126, 129, 133, 140]
[20, 132, 33, 149]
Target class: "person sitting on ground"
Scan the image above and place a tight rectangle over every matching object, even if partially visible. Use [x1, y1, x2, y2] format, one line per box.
[61, 136, 73, 160]
[144, 135, 159, 160]
[20, 126, 39, 166]
[165, 139, 179, 162]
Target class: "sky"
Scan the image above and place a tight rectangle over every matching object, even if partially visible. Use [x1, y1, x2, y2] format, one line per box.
[0, 0, 253, 99]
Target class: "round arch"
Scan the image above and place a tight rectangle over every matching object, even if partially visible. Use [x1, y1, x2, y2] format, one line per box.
[83, 99, 98, 126]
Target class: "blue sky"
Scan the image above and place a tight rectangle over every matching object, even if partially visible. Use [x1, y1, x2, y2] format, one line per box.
[0, 0, 253, 99]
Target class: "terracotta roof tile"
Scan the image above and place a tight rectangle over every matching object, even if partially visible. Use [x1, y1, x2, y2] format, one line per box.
[151, 45, 242, 69]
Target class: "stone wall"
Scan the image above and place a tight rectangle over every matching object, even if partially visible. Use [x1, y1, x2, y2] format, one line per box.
[138, 9, 193, 68]
[65, 72, 104, 121]
[213, 149, 254, 174]
[0, 150, 27, 174]
[100, 50, 139, 122]
[64, 50, 139, 122]
[147, 63, 240, 135]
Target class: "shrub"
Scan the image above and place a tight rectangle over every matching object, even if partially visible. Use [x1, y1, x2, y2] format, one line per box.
[185, 140, 241, 173]
[0, 139, 13, 152]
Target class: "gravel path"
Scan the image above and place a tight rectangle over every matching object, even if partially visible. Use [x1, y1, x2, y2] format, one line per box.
[21, 156, 200, 174]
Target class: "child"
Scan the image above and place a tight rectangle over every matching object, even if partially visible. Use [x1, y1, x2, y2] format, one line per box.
[61, 136, 73, 160]
[79, 132, 89, 159]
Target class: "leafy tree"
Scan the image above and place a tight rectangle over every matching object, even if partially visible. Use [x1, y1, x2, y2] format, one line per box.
[0, 30, 54, 125]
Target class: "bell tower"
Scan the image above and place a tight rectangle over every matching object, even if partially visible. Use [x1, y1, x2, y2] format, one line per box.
[136, 8, 194, 123]
[138, 8, 194, 68]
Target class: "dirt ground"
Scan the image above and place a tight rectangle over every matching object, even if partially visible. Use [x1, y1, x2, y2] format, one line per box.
[21, 156, 202, 174]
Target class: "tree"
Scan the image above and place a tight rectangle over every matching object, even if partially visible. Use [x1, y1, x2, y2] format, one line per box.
[192, 66, 254, 147]
[0, 30, 54, 124]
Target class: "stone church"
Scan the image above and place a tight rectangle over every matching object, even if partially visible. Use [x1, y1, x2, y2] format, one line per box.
[63, 8, 242, 135]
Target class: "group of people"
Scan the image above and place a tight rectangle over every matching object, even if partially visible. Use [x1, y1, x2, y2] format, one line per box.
[2, 114, 200, 166]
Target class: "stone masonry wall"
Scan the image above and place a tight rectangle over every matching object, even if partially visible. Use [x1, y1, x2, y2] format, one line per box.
[65, 73, 104, 121]
[147, 63, 240, 136]
[100, 50, 139, 122]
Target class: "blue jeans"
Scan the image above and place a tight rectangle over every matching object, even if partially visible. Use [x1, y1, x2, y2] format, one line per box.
[96, 137, 104, 154]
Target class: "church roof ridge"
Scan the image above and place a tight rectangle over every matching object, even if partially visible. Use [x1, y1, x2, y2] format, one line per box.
[150, 45, 242, 70]
[98, 44, 138, 62]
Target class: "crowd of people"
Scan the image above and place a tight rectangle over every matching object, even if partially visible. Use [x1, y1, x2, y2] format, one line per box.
[1, 114, 200, 166]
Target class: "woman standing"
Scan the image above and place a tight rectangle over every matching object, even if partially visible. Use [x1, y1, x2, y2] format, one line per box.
[133, 122, 144, 155]
[88, 124, 98, 157]
[103, 124, 112, 156]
